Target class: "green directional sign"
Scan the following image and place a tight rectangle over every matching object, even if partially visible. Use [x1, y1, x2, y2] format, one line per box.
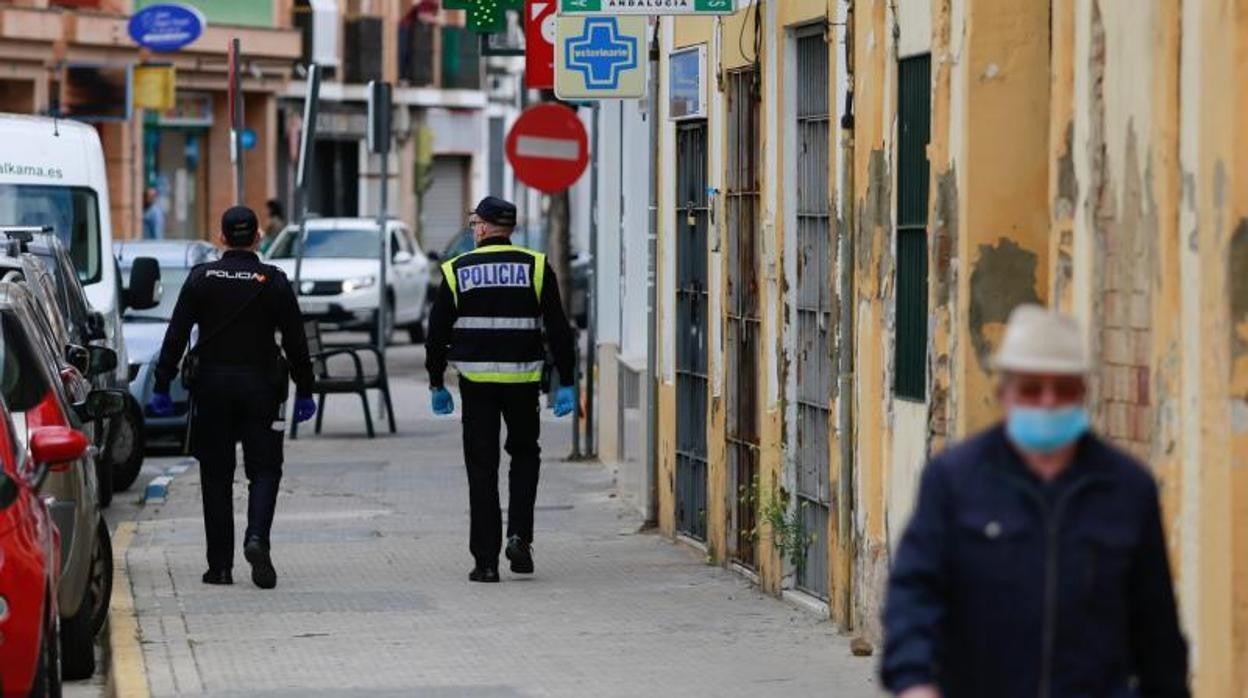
[558, 0, 737, 15]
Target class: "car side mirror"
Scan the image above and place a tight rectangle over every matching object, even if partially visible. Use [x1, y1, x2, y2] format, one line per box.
[74, 389, 127, 423]
[85, 310, 107, 341]
[86, 345, 118, 378]
[66, 344, 90, 374]
[393, 250, 413, 264]
[125, 257, 162, 311]
[30, 427, 89, 480]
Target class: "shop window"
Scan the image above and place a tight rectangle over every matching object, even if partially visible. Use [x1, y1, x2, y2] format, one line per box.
[894, 54, 931, 401]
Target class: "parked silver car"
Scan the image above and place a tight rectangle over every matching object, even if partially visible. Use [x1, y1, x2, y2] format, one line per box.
[116, 240, 219, 450]
[0, 282, 124, 680]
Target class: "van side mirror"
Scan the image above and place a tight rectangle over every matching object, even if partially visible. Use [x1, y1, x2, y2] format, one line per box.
[74, 389, 127, 422]
[85, 310, 107, 341]
[86, 345, 117, 378]
[125, 257, 161, 311]
[393, 250, 413, 264]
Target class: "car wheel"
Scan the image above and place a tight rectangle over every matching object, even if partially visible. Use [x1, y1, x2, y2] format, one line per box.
[88, 519, 113, 636]
[110, 396, 145, 492]
[59, 590, 96, 681]
[60, 522, 108, 681]
[31, 593, 62, 698]
[370, 296, 396, 346]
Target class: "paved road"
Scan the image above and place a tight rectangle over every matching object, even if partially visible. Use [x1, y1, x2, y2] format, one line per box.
[120, 341, 880, 697]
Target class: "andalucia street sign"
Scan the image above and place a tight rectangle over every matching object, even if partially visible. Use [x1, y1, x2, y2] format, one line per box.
[558, 0, 736, 14]
[555, 16, 648, 99]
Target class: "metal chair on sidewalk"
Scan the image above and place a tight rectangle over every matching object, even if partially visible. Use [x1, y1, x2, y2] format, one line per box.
[290, 319, 396, 439]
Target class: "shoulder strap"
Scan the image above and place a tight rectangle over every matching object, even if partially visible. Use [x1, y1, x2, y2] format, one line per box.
[188, 279, 268, 355]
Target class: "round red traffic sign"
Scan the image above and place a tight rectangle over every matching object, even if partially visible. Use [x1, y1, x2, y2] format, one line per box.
[505, 103, 588, 194]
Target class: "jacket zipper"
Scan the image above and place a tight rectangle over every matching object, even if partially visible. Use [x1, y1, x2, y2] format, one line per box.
[999, 470, 1105, 698]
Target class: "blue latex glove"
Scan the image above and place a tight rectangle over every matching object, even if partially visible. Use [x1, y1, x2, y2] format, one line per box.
[431, 387, 454, 415]
[553, 386, 577, 418]
[293, 396, 317, 424]
[148, 392, 173, 417]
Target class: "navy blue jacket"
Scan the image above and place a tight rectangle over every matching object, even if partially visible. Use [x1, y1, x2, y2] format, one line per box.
[880, 425, 1188, 698]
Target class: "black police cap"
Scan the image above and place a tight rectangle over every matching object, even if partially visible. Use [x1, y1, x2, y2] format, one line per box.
[472, 196, 517, 227]
[221, 206, 259, 244]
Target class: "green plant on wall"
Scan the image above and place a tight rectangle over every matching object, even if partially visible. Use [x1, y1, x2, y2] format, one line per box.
[743, 478, 812, 575]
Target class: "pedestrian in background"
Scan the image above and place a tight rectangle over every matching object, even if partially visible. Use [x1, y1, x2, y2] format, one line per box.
[148, 206, 318, 590]
[880, 304, 1188, 698]
[265, 198, 286, 238]
[142, 186, 164, 240]
[425, 196, 578, 583]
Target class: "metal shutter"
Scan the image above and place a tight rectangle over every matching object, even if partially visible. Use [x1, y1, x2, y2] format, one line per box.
[422, 156, 468, 252]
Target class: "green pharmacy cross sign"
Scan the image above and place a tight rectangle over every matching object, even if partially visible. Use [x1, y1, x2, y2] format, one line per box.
[443, 0, 523, 33]
[559, 0, 736, 14]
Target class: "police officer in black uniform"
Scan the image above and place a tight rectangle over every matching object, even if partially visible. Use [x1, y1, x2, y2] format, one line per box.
[148, 206, 317, 589]
[425, 196, 577, 583]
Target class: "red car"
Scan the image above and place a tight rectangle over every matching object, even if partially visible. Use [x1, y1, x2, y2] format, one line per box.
[0, 409, 90, 697]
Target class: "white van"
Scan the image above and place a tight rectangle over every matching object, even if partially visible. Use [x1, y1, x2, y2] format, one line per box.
[0, 115, 126, 372]
[0, 114, 159, 494]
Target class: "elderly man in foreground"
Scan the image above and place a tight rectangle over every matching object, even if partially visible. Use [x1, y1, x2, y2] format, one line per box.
[880, 304, 1189, 698]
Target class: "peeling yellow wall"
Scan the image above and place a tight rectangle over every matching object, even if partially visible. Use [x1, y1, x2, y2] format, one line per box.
[645, 4, 1248, 686]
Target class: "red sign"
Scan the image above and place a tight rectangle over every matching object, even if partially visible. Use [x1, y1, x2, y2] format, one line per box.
[525, 0, 556, 90]
[506, 103, 588, 194]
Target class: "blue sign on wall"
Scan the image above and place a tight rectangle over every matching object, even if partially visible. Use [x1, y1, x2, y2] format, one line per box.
[128, 3, 206, 53]
[565, 18, 638, 90]
[239, 128, 257, 150]
[555, 16, 647, 100]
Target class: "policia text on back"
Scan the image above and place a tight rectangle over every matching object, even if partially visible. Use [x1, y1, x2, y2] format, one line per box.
[148, 206, 317, 590]
[425, 196, 577, 584]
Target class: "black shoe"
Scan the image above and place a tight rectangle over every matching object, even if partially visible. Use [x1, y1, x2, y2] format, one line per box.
[244, 538, 277, 590]
[468, 566, 500, 583]
[202, 569, 233, 585]
[505, 536, 534, 574]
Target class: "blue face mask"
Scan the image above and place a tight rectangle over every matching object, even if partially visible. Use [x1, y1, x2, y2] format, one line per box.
[1006, 405, 1090, 454]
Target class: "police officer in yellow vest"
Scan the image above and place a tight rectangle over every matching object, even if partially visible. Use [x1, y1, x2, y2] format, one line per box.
[425, 196, 577, 583]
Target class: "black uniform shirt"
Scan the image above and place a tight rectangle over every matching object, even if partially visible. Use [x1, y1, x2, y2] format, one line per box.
[425, 236, 575, 389]
[154, 249, 314, 396]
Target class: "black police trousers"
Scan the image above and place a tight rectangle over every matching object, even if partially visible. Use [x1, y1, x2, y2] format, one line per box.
[190, 368, 284, 572]
[459, 379, 541, 567]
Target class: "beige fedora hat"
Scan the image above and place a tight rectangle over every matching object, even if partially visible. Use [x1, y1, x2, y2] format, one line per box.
[992, 304, 1089, 375]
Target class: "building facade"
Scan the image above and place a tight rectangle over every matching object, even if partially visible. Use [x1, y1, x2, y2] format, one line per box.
[591, 1, 1248, 694]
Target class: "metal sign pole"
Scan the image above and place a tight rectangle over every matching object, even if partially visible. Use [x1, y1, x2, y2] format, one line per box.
[229, 38, 244, 205]
[368, 81, 393, 422]
[293, 65, 321, 299]
[584, 102, 599, 458]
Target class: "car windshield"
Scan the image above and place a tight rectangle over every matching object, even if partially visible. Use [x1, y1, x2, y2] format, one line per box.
[0, 185, 101, 285]
[123, 266, 189, 322]
[269, 228, 379, 260]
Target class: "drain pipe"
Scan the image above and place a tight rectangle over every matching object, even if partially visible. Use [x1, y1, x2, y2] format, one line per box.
[835, 0, 856, 629]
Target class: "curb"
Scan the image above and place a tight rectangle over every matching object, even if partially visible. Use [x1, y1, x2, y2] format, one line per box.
[142, 461, 192, 505]
[105, 522, 151, 698]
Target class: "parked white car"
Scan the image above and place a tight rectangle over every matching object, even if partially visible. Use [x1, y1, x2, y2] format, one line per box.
[264, 218, 432, 343]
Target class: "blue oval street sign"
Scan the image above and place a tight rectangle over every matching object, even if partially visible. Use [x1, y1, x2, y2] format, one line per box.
[128, 3, 205, 53]
[240, 128, 257, 150]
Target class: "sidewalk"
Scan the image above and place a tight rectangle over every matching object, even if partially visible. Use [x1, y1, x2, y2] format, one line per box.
[123, 344, 880, 697]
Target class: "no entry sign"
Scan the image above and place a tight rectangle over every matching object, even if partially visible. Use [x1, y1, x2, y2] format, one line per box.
[505, 104, 588, 194]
